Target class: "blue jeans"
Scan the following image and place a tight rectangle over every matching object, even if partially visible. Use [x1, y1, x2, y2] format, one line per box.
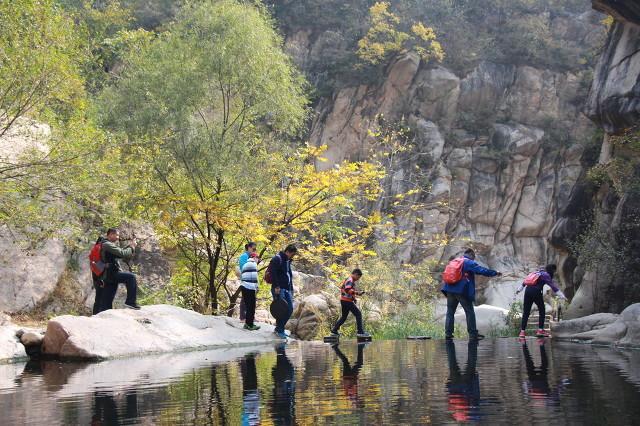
[445, 292, 478, 338]
[271, 288, 293, 333]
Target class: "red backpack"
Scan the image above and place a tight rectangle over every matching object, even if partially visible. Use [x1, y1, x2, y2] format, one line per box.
[443, 257, 465, 284]
[89, 240, 106, 277]
[523, 271, 542, 286]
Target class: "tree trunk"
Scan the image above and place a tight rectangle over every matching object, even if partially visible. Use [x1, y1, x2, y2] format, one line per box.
[209, 229, 224, 314]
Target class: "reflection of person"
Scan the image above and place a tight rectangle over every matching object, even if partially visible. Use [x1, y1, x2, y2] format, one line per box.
[271, 343, 295, 425]
[332, 343, 365, 408]
[240, 353, 261, 426]
[445, 340, 480, 422]
[91, 390, 138, 426]
[522, 341, 550, 406]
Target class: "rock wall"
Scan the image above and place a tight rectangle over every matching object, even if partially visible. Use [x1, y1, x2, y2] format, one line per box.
[551, 1, 640, 318]
[285, 9, 605, 307]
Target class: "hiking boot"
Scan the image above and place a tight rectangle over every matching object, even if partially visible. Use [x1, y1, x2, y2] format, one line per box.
[445, 335, 454, 340]
[518, 330, 526, 338]
[469, 334, 485, 341]
[125, 303, 141, 310]
[330, 331, 340, 337]
[535, 329, 550, 338]
[244, 324, 260, 331]
[357, 332, 371, 338]
[276, 331, 288, 339]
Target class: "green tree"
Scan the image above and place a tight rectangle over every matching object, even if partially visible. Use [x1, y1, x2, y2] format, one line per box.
[0, 0, 124, 241]
[100, 0, 309, 313]
[0, 0, 85, 138]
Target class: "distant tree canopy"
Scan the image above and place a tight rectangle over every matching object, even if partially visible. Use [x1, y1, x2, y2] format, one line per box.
[356, 2, 444, 65]
[268, 0, 604, 90]
[0, 0, 124, 240]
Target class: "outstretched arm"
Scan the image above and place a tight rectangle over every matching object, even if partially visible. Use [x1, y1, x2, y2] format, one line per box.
[464, 260, 499, 277]
[539, 272, 566, 298]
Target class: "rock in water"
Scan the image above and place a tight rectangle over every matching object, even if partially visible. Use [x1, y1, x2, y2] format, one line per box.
[20, 331, 44, 347]
[0, 323, 28, 363]
[551, 303, 640, 348]
[42, 304, 282, 360]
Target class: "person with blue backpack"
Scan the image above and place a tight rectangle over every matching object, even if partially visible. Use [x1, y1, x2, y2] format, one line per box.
[517, 264, 567, 338]
[441, 248, 502, 340]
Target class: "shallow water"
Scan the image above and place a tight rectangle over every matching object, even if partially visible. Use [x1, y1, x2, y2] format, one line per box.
[1, 339, 639, 425]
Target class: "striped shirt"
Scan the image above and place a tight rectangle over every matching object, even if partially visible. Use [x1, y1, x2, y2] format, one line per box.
[340, 278, 357, 302]
[241, 258, 259, 291]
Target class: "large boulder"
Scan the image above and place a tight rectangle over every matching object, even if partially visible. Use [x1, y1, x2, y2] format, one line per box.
[438, 301, 510, 335]
[551, 303, 640, 348]
[287, 293, 339, 340]
[42, 304, 283, 360]
[0, 235, 67, 313]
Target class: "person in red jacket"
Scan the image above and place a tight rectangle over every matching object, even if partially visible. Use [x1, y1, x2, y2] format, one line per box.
[330, 269, 370, 338]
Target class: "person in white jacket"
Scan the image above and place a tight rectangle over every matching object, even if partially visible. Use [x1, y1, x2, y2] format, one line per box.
[240, 252, 261, 330]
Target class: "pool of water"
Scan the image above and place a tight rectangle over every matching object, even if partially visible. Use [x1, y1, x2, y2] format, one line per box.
[1, 339, 639, 425]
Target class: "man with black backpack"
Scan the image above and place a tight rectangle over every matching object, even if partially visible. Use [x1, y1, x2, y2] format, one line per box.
[100, 228, 140, 311]
[441, 248, 501, 340]
[267, 244, 297, 339]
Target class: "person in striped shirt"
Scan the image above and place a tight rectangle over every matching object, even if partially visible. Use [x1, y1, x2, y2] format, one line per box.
[330, 269, 370, 338]
[240, 252, 261, 331]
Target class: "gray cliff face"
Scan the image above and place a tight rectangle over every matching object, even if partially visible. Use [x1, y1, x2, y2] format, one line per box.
[552, 0, 640, 318]
[0, 220, 170, 314]
[585, 15, 640, 132]
[286, 10, 605, 306]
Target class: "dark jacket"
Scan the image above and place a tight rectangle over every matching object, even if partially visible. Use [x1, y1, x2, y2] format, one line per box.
[441, 255, 498, 301]
[269, 251, 293, 291]
[101, 240, 134, 282]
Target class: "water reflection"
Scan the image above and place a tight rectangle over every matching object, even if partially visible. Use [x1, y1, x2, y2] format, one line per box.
[332, 342, 365, 409]
[521, 340, 569, 407]
[271, 342, 295, 425]
[1, 340, 640, 425]
[91, 390, 138, 426]
[445, 340, 480, 422]
[239, 353, 260, 426]
[522, 340, 550, 404]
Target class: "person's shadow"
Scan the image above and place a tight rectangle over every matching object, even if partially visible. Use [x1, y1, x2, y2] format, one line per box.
[445, 340, 480, 422]
[270, 343, 295, 425]
[332, 343, 365, 408]
[522, 341, 551, 404]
